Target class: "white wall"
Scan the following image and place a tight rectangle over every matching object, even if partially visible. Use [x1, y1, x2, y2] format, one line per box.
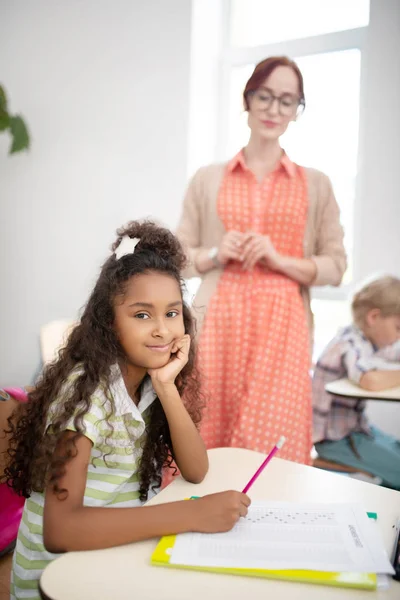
[0, 0, 192, 384]
[187, 0, 224, 177]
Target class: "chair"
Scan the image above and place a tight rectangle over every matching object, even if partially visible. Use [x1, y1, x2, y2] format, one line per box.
[312, 457, 382, 485]
[312, 457, 371, 474]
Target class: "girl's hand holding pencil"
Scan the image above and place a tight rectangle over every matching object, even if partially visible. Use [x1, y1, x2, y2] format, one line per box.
[184, 437, 284, 534]
[191, 491, 251, 533]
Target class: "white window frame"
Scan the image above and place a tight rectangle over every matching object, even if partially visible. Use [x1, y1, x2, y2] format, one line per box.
[215, 0, 368, 302]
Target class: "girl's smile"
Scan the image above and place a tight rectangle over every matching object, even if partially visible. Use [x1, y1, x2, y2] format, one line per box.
[145, 342, 173, 353]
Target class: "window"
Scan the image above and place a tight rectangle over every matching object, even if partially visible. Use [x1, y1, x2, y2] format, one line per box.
[230, 0, 369, 47]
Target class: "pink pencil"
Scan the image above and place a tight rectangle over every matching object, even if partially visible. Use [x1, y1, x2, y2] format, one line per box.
[242, 436, 286, 493]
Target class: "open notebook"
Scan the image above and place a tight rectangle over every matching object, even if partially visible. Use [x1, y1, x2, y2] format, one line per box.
[151, 502, 394, 591]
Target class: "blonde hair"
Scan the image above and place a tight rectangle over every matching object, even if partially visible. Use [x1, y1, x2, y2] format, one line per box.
[352, 275, 400, 327]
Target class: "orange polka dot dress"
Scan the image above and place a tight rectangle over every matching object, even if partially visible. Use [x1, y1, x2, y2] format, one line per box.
[198, 151, 312, 464]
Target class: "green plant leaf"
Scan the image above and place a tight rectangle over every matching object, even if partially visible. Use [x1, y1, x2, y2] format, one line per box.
[0, 85, 8, 111]
[0, 108, 10, 131]
[9, 115, 30, 154]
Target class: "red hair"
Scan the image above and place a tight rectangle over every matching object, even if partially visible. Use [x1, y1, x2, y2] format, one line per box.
[243, 56, 305, 111]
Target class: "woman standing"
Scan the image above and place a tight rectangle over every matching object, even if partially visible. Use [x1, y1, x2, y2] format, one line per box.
[177, 56, 346, 464]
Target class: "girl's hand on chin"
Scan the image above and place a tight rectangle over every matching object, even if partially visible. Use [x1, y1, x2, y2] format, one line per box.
[148, 334, 190, 390]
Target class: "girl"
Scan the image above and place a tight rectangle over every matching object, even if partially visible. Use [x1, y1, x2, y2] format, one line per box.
[4, 221, 250, 599]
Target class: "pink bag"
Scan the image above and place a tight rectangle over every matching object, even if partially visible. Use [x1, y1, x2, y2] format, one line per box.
[0, 483, 25, 556]
[0, 387, 27, 557]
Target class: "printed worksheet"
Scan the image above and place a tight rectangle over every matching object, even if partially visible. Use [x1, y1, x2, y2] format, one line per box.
[170, 502, 394, 574]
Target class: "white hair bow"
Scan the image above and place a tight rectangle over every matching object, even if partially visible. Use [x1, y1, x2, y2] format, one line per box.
[114, 235, 140, 260]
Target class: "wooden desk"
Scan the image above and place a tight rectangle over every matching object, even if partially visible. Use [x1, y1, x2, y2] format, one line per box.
[326, 378, 400, 402]
[39, 447, 400, 600]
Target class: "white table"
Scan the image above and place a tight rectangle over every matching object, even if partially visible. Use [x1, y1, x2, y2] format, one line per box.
[39, 447, 400, 600]
[326, 378, 400, 402]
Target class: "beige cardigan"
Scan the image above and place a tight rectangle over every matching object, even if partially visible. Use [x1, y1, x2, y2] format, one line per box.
[176, 163, 347, 341]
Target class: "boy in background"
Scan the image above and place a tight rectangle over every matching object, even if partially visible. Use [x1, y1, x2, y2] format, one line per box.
[313, 275, 400, 489]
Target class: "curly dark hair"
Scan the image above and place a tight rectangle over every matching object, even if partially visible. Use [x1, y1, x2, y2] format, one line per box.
[3, 220, 204, 501]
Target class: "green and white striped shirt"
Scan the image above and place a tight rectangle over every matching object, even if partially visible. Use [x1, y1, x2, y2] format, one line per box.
[11, 366, 157, 600]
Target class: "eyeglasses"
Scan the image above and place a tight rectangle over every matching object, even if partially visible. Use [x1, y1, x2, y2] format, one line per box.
[248, 88, 304, 117]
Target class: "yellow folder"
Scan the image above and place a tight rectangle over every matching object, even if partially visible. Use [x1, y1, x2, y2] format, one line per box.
[151, 534, 376, 590]
[151, 510, 378, 592]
